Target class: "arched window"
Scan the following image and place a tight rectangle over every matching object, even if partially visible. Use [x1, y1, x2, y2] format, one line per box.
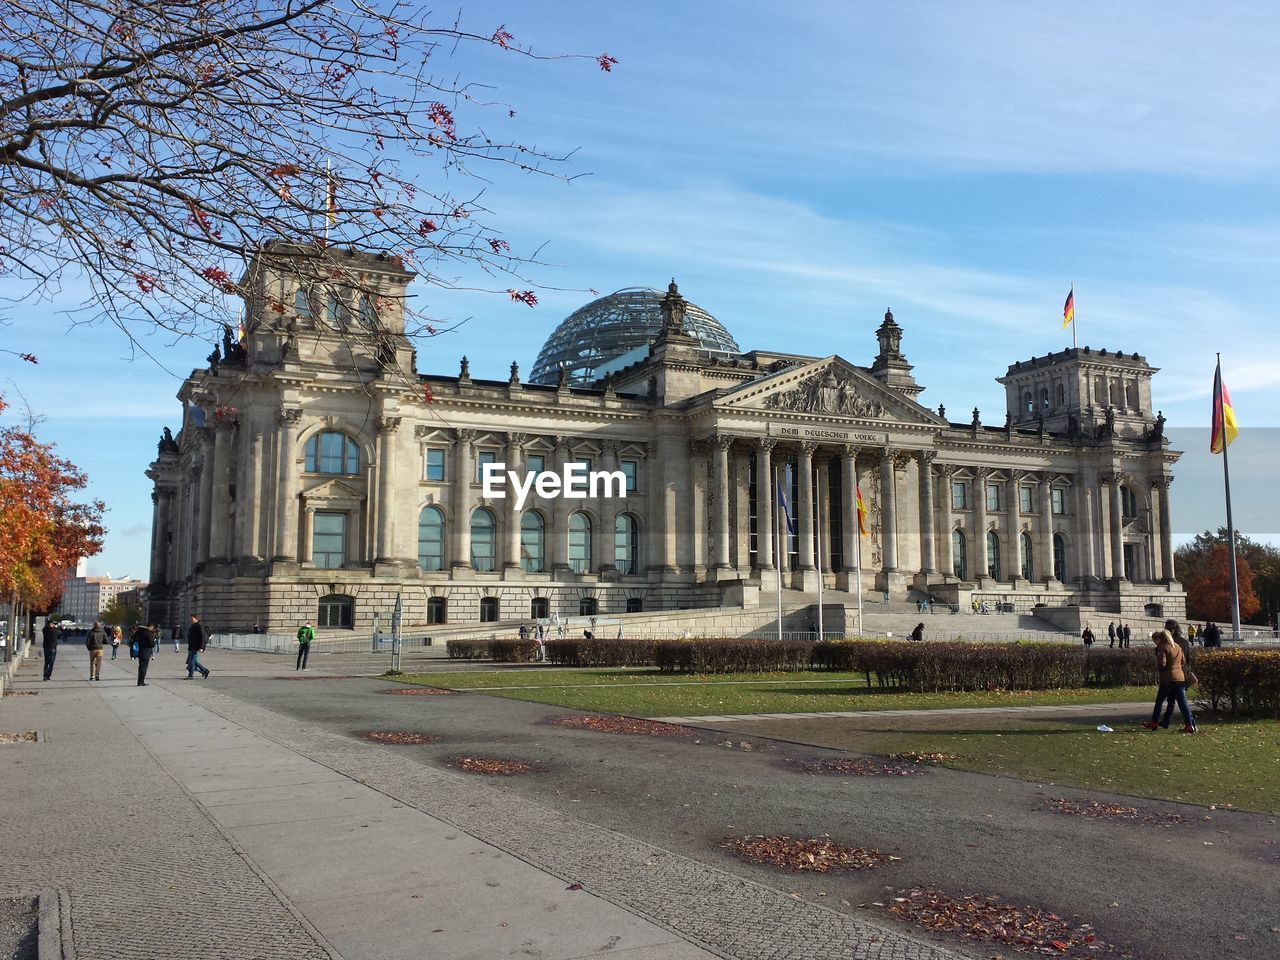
[579, 597, 598, 617]
[520, 512, 545, 573]
[530, 597, 549, 620]
[952, 529, 967, 580]
[294, 288, 312, 318]
[1120, 485, 1139, 518]
[426, 596, 447, 624]
[325, 292, 342, 326]
[1020, 531, 1034, 580]
[1040, 388, 1050, 410]
[318, 594, 353, 629]
[614, 513, 638, 575]
[569, 512, 592, 574]
[470, 508, 497, 572]
[1056, 383, 1066, 406]
[987, 531, 1001, 580]
[479, 597, 500, 622]
[305, 432, 360, 474]
[418, 507, 445, 571]
[1022, 391, 1033, 415]
[1053, 534, 1066, 582]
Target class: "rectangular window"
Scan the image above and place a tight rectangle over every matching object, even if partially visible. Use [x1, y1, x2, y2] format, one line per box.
[951, 481, 967, 510]
[1051, 488, 1066, 515]
[1019, 485, 1033, 514]
[313, 512, 347, 569]
[620, 460, 638, 492]
[575, 457, 592, 475]
[986, 483, 1001, 512]
[425, 448, 445, 482]
[526, 454, 545, 478]
[474, 450, 498, 484]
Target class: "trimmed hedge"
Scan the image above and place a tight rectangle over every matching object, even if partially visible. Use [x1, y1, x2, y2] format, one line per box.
[445, 638, 540, 662]
[543, 637, 656, 667]
[654, 638, 813, 674]
[1195, 650, 1280, 718]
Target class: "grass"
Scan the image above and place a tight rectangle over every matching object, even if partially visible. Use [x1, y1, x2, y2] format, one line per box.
[392, 667, 1151, 717]
[842, 716, 1280, 813]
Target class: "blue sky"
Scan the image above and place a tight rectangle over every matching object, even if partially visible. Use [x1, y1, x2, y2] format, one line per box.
[3, 0, 1279, 578]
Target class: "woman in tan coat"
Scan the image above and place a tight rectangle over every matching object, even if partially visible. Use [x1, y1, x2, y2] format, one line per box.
[1143, 629, 1197, 733]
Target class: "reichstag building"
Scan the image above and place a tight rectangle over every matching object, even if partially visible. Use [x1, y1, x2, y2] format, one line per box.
[145, 247, 1185, 632]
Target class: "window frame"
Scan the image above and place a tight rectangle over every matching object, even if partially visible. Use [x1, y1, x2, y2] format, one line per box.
[474, 450, 498, 485]
[986, 530, 1001, 580]
[426, 596, 447, 625]
[568, 511, 592, 574]
[951, 481, 967, 510]
[470, 507, 497, 572]
[985, 482, 1001, 512]
[952, 528, 968, 580]
[1051, 487, 1066, 515]
[312, 510, 347, 569]
[520, 511, 546, 573]
[424, 447, 446, 482]
[620, 460, 638, 492]
[614, 513, 638, 575]
[479, 597, 500, 623]
[1019, 485, 1033, 514]
[305, 432, 361, 475]
[417, 506, 445, 572]
[317, 594, 353, 629]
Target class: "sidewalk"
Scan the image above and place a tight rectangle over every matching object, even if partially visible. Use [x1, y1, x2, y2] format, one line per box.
[0, 648, 717, 960]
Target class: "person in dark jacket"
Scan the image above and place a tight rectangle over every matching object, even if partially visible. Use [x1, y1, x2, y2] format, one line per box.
[909, 623, 925, 642]
[41, 621, 58, 681]
[1202, 622, 1222, 647]
[1121, 623, 1132, 648]
[1107, 622, 1117, 648]
[133, 623, 157, 685]
[186, 614, 211, 679]
[1081, 625, 1095, 648]
[85, 621, 106, 680]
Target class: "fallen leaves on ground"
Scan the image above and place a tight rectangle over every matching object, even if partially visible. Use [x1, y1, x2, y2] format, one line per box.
[451, 756, 538, 776]
[283, 674, 360, 680]
[784, 756, 922, 777]
[381, 687, 455, 695]
[884, 751, 961, 765]
[1043, 797, 1187, 826]
[360, 730, 440, 745]
[548, 714, 692, 737]
[0, 731, 37, 743]
[877, 887, 1106, 956]
[4, 690, 38, 697]
[724, 835, 899, 872]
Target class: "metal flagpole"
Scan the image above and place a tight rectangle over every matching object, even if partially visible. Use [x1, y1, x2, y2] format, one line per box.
[1071, 282, 1078, 350]
[816, 480, 824, 642]
[854, 513, 864, 636]
[775, 465, 783, 641]
[1217, 354, 1242, 641]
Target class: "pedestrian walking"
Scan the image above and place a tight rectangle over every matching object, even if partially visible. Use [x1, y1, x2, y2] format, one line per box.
[1081, 625, 1095, 648]
[85, 621, 105, 681]
[909, 622, 925, 642]
[1188, 624, 1198, 645]
[1143, 629, 1197, 733]
[133, 623, 156, 686]
[110, 625, 122, 660]
[171, 624, 181, 653]
[185, 614, 211, 679]
[1107, 622, 1117, 648]
[1121, 623, 1132, 648]
[295, 622, 314, 670]
[41, 621, 58, 681]
[1165, 618, 1191, 661]
[1203, 621, 1222, 648]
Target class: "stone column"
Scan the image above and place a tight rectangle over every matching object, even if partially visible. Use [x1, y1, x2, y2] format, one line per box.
[504, 433, 526, 574]
[300, 505, 315, 564]
[756, 439, 775, 573]
[1155, 476, 1175, 581]
[796, 442, 816, 573]
[916, 451, 937, 580]
[1039, 474, 1055, 581]
[551, 436, 571, 574]
[880, 448, 898, 573]
[1079, 478, 1097, 582]
[712, 435, 733, 571]
[815, 454, 832, 571]
[208, 421, 233, 561]
[148, 491, 166, 587]
[973, 468, 989, 581]
[451, 429, 474, 570]
[273, 408, 301, 561]
[839, 446, 858, 586]
[374, 416, 401, 562]
[1009, 471, 1024, 582]
[938, 465, 955, 577]
[247, 425, 266, 560]
[1106, 471, 1126, 580]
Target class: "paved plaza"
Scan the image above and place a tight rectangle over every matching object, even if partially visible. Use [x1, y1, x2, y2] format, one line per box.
[3, 644, 1278, 960]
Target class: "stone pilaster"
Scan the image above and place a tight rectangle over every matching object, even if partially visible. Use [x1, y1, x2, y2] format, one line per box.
[712, 435, 733, 572]
[756, 439, 776, 575]
[915, 451, 937, 584]
[451, 429, 474, 571]
[273, 408, 302, 562]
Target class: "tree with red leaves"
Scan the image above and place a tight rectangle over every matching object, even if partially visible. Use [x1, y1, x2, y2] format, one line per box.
[0, 393, 105, 654]
[1183, 543, 1261, 623]
[0, 1, 614, 349]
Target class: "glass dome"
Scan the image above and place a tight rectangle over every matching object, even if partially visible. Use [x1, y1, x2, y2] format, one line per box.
[529, 286, 740, 386]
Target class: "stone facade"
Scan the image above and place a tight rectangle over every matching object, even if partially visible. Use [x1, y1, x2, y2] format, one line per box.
[146, 249, 1185, 633]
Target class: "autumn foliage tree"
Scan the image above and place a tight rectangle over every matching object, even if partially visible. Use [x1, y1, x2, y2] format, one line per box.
[1177, 528, 1278, 625]
[0, 394, 105, 624]
[0, 0, 615, 350]
[1182, 544, 1261, 625]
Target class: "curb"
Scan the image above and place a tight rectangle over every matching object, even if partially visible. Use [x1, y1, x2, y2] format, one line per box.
[38, 889, 74, 960]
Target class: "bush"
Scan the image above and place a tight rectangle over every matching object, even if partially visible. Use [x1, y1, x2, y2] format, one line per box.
[487, 638, 540, 663]
[446, 639, 489, 659]
[543, 637, 656, 667]
[1195, 650, 1280, 718]
[654, 638, 812, 674]
[1083, 648, 1156, 687]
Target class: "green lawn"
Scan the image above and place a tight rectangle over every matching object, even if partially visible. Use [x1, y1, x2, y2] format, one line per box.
[393, 668, 1150, 716]
[849, 717, 1280, 813]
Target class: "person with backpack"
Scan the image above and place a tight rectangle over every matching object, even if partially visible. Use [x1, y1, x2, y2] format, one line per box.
[295, 622, 314, 670]
[133, 623, 157, 686]
[186, 614, 211, 679]
[85, 621, 106, 681]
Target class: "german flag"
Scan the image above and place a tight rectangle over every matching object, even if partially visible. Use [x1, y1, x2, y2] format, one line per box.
[1062, 287, 1075, 329]
[1210, 360, 1238, 454]
[855, 484, 869, 536]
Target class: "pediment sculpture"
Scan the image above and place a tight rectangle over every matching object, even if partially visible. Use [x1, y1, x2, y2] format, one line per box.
[762, 369, 886, 418]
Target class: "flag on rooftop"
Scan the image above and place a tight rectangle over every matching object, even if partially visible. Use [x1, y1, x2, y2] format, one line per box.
[1210, 360, 1238, 454]
[1062, 287, 1075, 329]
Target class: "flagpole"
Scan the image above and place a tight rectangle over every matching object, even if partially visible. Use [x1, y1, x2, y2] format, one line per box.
[775, 465, 783, 642]
[1071, 282, 1078, 350]
[854, 514, 864, 637]
[1217, 353, 1242, 641]
[816, 481, 824, 642]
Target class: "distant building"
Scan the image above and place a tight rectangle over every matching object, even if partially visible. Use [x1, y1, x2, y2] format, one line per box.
[60, 573, 148, 624]
[146, 246, 1185, 633]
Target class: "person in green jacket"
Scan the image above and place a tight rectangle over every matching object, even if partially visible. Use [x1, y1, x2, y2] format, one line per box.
[296, 622, 314, 670]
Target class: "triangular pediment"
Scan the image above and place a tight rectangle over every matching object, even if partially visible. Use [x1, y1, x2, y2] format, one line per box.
[715, 356, 943, 426]
[304, 477, 364, 501]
